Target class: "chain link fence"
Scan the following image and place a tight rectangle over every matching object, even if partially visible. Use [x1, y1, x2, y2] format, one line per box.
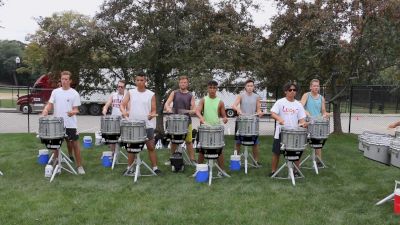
[0, 85, 399, 135]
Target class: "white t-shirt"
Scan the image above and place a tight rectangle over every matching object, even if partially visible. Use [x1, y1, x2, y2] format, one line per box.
[128, 89, 155, 129]
[270, 97, 306, 139]
[111, 92, 124, 116]
[48, 87, 81, 128]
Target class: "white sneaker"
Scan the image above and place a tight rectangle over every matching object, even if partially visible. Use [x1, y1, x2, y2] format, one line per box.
[164, 160, 171, 166]
[77, 166, 85, 175]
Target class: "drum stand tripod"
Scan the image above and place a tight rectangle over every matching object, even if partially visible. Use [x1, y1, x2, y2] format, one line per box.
[241, 145, 261, 174]
[175, 142, 194, 166]
[124, 146, 157, 183]
[300, 141, 327, 175]
[376, 180, 400, 205]
[109, 141, 128, 170]
[271, 145, 305, 186]
[49, 148, 77, 182]
[205, 154, 231, 186]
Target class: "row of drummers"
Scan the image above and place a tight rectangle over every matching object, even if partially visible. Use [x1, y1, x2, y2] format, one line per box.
[358, 130, 400, 168]
[100, 113, 331, 157]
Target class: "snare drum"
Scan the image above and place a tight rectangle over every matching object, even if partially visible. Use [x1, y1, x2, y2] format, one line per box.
[307, 117, 330, 140]
[390, 139, 400, 168]
[280, 127, 307, 161]
[198, 125, 224, 159]
[120, 120, 147, 144]
[236, 115, 259, 146]
[363, 135, 392, 165]
[101, 115, 121, 141]
[165, 114, 189, 143]
[39, 117, 65, 140]
[358, 131, 390, 152]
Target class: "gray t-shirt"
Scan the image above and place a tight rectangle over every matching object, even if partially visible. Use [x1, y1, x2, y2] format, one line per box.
[240, 92, 259, 115]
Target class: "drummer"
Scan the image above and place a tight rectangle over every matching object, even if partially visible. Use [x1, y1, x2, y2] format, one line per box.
[102, 80, 126, 155]
[231, 79, 263, 165]
[41, 71, 85, 175]
[195, 80, 229, 175]
[120, 73, 161, 175]
[269, 82, 307, 177]
[300, 79, 329, 166]
[164, 75, 197, 164]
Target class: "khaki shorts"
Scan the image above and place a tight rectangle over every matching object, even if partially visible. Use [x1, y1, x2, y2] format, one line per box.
[185, 124, 193, 143]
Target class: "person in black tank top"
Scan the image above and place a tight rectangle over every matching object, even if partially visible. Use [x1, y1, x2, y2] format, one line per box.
[164, 76, 197, 164]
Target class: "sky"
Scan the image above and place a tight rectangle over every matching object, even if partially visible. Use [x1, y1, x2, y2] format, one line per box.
[0, 0, 278, 43]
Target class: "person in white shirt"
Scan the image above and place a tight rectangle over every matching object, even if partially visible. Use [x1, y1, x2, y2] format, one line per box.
[269, 82, 306, 177]
[42, 71, 85, 175]
[120, 73, 161, 175]
[102, 80, 126, 154]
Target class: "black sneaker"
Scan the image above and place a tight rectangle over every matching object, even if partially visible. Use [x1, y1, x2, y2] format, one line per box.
[293, 170, 300, 178]
[69, 156, 75, 162]
[153, 169, 162, 175]
[123, 168, 135, 176]
[269, 171, 276, 177]
[317, 162, 323, 167]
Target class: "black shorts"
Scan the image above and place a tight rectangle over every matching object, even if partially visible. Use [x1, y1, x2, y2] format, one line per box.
[65, 128, 79, 141]
[272, 138, 281, 155]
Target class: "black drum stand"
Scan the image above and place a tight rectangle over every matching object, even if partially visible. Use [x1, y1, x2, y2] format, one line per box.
[203, 150, 230, 186]
[376, 180, 400, 205]
[239, 136, 261, 174]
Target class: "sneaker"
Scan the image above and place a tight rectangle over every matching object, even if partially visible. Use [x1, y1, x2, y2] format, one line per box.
[164, 161, 171, 166]
[293, 170, 300, 178]
[153, 168, 162, 175]
[69, 156, 75, 162]
[317, 162, 323, 167]
[123, 168, 135, 176]
[255, 161, 262, 167]
[217, 171, 223, 178]
[190, 159, 198, 166]
[77, 166, 85, 175]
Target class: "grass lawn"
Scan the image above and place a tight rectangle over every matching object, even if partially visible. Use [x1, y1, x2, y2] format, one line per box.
[0, 99, 17, 108]
[0, 134, 399, 225]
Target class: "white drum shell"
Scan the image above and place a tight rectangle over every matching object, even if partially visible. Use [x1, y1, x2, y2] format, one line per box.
[281, 127, 308, 151]
[101, 116, 121, 135]
[198, 125, 225, 149]
[237, 115, 259, 136]
[166, 115, 189, 135]
[39, 117, 65, 140]
[120, 120, 147, 144]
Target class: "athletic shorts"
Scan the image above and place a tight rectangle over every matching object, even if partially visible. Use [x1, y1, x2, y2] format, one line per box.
[146, 128, 155, 140]
[185, 124, 193, 143]
[272, 138, 281, 155]
[65, 128, 79, 141]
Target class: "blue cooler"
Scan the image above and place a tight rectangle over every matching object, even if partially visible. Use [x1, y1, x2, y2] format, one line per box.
[195, 164, 209, 183]
[38, 149, 49, 165]
[101, 151, 113, 167]
[230, 154, 241, 171]
[83, 136, 93, 148]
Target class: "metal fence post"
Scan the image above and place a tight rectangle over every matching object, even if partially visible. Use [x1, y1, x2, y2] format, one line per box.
[348, 84, 353, 133]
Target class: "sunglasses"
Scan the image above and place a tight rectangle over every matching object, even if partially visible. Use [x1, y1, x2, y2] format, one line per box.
[287, 89, 297, 92]
[117, 86, 125, 88]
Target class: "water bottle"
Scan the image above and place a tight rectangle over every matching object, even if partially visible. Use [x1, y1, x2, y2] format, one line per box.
[45, 165, 53, 178]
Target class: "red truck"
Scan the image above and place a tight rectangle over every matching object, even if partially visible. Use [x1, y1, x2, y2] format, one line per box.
[16, 74, 110, 115]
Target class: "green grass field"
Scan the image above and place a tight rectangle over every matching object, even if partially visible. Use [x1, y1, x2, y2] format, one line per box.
[0, 99, 17, 108]
[0, 134, 399, 225]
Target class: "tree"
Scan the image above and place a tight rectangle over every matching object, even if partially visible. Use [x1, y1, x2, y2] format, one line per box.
[0, 40, 25, 85]
[28, 11, 106, 91]
[96, 0, 263, 132]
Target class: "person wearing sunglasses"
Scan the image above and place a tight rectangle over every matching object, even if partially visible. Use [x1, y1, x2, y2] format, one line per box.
[102, 80, 126, 155]
[300, 79, 329, 166]
[269, 82, 307, 177]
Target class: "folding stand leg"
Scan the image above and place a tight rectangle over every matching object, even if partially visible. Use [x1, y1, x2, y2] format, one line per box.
[111, 144, 127, 170]
[0, 170, 3, 176]
[208, 159, 214, 186]
[48, 149, 73, 165]
[178, 144, 193, 166]
[49, 149, 77, 183]
[244, 147, 248, 174]
[131, 152, 157, 183]
[300, 147, 327, 175]
[376, 180, 400, 205]
[271, 160, 304, 186]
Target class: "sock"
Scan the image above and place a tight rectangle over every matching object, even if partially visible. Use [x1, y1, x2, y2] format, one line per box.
[152, 166, 158, 171]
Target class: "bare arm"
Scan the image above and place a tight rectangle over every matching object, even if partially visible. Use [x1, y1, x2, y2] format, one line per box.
[148, 95, 157, 120]
[219, 101, 228, 124]
[189, 95, 196, 114]
[300, 93, 311, 117]
[164, 91, 175, 113]
[256, 96, 263, 117]
[67, 106, 79, 117]
[231, 95, 242, 116]
[389, 121, 400, 129]
[42, 102, 54, 116]
[120, 92, 130, 119]
[271, 112, 284, 125]
[321, 96, 328, 117]
[195, 98, 205, 124]
[102, 95, 113, 115]
[298, 118, 307, 128]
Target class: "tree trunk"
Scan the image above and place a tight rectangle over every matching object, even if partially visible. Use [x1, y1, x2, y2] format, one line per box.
[153, 74, 167, 134]
[330, 72, 343, 134]
[12, 70, 18, 86]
